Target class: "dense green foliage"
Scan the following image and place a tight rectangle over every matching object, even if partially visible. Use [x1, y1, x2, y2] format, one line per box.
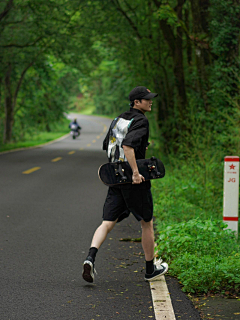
[0, 0, 239, 294]
[76, 0, 240, 156]
[156, 218, 240, 294]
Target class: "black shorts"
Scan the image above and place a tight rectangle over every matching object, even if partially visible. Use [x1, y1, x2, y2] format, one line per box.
[102, 181, 153, 223]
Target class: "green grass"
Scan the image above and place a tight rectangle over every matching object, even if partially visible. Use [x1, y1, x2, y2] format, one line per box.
[0, 118, 70, 153]
[77, 105, 96, 115]
[69, 105, 115, 119]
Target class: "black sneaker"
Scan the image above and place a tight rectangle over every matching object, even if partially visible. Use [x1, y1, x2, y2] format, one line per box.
[82, 256, 96, 283]
[144, 262, 168, 281]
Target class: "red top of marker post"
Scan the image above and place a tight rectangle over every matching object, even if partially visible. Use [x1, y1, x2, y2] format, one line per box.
[224, 156, 239, 162]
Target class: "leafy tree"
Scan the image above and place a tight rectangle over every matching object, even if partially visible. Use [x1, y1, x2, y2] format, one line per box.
[0, 0, 98, 143]
[75, 0, 239, 156]
[1, 0, 239, 159]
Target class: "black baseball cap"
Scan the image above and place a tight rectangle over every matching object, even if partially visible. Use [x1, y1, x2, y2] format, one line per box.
[129, 86, 158, 101]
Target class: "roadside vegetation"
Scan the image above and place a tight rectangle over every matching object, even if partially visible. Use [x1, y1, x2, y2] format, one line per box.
[1, 0, 239, 295]
[0, 118, 69, 153]
[151, 159, 240, 295]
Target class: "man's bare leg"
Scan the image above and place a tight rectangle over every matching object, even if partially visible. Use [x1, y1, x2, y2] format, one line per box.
[82, 220, 117, 283]
[141, 219, 155, 261]
[91, 220, 118, 249]
[141, 218, 168, 280]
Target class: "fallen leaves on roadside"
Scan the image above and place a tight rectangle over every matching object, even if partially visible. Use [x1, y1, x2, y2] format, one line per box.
[119, 237, 141, 242]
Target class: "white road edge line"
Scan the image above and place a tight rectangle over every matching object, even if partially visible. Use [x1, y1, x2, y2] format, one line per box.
[149, 276, 176, 320]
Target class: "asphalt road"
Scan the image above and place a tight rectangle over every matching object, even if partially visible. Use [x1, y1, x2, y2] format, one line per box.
[0, 114, 202, 320]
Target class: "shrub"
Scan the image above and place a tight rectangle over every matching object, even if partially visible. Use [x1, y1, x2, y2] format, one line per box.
[155, 218, 240, 294]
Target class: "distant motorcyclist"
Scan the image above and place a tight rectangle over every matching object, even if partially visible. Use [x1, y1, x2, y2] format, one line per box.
[69, 118, 81, 136]
[69, 118, 81, 139]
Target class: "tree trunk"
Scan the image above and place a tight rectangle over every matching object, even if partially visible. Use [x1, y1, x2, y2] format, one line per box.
[153, 0, 188, 148]
[46, 123, 51, 132]
[190, 0, 210, 111]
[174, 0, 188, 120]
[159, 1, 188, 121]
[185, 7, 192, 66]
[4, 64, 14, 143]
[3, 58, 36, 143]
[174, 29, 187, 119]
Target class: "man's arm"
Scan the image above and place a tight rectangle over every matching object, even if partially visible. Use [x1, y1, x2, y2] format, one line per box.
[122, 145, 145, 184]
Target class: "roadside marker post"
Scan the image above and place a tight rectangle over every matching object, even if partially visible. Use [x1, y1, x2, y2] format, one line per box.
[223, 156, 239, 238]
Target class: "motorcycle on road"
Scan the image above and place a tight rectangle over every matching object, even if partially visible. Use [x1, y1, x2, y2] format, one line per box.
[70, 124, 80, 139]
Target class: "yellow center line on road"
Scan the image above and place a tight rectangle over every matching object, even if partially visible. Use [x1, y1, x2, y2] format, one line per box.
[51, 157, 62, 162]
[87, 143, 91, 147]
[97, 136, 100, 139]
[22, 167, 41, 174]
[103, 125, 107, 133]
[92, 140, 96, 143]
[79, 148, 84, 150]
[68, 151, 75, 155]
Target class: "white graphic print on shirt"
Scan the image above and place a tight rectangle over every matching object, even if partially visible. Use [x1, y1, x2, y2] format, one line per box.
[108, 117, 134, 162]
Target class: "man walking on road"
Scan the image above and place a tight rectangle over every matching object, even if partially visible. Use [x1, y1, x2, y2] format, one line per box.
[82, 86, 168, 283]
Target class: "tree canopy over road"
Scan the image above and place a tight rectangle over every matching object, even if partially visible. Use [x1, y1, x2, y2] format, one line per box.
[1, 0, 239, 152]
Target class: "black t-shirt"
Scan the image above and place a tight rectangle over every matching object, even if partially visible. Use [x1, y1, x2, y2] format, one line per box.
[103, 108, 149, 161]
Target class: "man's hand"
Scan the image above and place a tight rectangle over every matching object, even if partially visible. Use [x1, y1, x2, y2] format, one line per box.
[132, 171, 145, 184]
[122, 145, 145, 184]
